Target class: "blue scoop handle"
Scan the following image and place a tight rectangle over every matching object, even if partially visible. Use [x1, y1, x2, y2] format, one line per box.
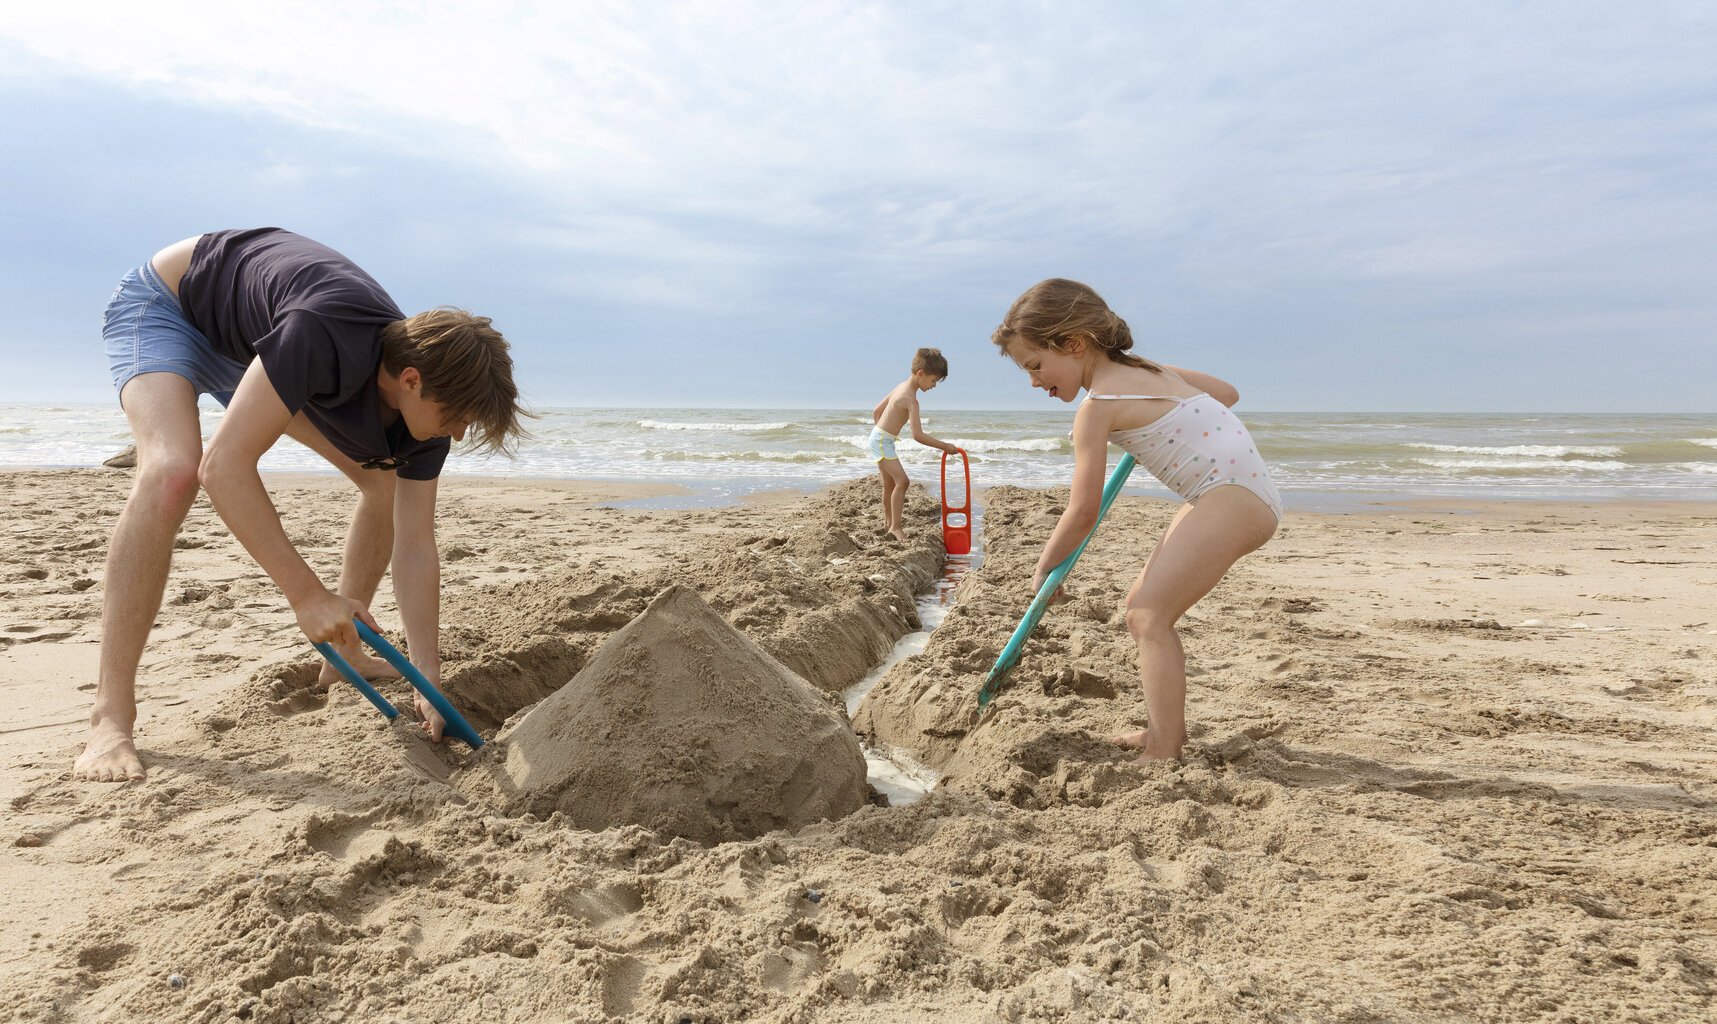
[312, 620, 485, 748]
[977, 453, 1137, 710]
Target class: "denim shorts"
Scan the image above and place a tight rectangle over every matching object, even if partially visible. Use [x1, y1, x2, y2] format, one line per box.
[103, 261, 247, 405]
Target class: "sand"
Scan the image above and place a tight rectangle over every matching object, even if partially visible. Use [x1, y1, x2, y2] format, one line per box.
[2, 467, 1714, 1022]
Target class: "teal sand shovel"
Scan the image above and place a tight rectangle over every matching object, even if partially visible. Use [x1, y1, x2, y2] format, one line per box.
[976, 453, 1136, 710]
[313, 619, 485, 748]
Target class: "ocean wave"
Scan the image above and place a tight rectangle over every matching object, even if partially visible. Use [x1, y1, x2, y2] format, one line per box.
[954, 437, 1068, 453]
[824, 434, 1069, 456]
[640, 448, 845, 464]
[1687, 438, 1717, 450]
[637, 419, 792, 433]
[1404, 443, 1624, 458]
[1411, 458, 1628, 472]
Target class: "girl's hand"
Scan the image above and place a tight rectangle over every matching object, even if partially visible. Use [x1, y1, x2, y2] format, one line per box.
[1031, 568, 1066, 605]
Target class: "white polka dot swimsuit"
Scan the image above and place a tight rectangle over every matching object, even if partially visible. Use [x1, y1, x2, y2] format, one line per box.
[1087, 392, 1282, 522]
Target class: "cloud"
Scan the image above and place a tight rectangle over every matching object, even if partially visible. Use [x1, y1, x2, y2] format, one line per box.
[3, 2, 1714, 408]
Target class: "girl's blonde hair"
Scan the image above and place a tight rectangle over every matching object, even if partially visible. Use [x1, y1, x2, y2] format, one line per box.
[991, 278, 1161, 372]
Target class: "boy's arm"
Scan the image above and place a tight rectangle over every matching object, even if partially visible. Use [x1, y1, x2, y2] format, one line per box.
[1032, 401, 1109, 591]
[907, 397, 957, 453]
[871, 393, 889, 424]
[1161, 364, 1240, 407]
[200, 359, 377, 648]
[392, 476, 446, 741]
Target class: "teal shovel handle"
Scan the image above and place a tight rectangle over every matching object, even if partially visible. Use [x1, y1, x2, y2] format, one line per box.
[312, 620, 485, 748]
[977, 453, 1136, 710]
[313, 641, 400, 719]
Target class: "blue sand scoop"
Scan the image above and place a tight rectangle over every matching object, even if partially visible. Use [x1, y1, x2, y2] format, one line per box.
[313, 619, 485, 748]
[976, 453, 1137, 711]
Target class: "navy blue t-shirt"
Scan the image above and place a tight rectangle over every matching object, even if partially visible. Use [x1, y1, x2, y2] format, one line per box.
[178, 228, 451, 481]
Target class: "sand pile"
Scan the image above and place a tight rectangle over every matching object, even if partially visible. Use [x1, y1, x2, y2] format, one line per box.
[433, 480, 943, 729]
[475, 585, 870, 844]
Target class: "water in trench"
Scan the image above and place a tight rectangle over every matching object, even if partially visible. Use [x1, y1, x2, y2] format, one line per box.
[844, 525, 983, 806]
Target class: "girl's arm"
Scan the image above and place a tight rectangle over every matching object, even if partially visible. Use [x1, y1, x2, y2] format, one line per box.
[392, 476, 445, 741]
[1162, 364, 1240, 407]
[1032, 402, 1111, 588]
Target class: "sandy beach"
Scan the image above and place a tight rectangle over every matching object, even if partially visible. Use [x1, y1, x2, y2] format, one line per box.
[2, 467, 1713, 1022]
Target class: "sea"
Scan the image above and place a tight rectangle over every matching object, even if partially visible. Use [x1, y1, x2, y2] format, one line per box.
[2, 404, 1714, 509]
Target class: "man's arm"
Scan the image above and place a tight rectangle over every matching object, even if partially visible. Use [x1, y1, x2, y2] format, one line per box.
[392, 476, 446, 741]
[907, 397, 957, 453]
[200, 359, 376, 647]
[1161, 364, 1240, 407]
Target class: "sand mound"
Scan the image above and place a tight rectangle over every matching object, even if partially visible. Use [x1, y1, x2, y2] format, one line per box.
[475, 585, 870, 844]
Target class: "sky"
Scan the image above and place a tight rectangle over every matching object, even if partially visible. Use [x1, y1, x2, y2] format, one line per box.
[2, 1, 1713, 412]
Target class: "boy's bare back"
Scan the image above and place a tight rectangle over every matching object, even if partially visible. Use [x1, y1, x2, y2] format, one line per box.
[873, 379, 917, 436]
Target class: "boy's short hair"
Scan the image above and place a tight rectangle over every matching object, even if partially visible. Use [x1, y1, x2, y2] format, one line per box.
[379, 308, 529, 456]
[912, 347, 949, 379]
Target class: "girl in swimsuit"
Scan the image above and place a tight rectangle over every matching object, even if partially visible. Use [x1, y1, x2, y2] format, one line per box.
[992, 278, 1281, 763]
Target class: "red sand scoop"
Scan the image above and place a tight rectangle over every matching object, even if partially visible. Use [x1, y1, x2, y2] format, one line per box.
[940, 448, 972, 555]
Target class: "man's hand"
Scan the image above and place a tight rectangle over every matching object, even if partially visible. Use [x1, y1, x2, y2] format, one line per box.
[293, 587, 378, 648]
[412, 664, 447, 743]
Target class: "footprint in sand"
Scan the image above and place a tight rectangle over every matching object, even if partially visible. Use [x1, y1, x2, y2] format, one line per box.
[266, 662, 330, 715]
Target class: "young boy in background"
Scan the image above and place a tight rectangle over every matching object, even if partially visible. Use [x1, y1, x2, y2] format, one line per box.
[869, 347, 957, 541]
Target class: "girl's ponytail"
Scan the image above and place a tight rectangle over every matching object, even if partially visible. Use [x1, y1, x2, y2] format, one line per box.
[992, 279, 1161, 372]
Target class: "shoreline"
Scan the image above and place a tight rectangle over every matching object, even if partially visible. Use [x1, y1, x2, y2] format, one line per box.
[4, 464, 1714, 512]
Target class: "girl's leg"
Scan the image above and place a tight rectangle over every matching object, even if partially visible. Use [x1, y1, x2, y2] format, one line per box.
[1116, 486, 1277, 762]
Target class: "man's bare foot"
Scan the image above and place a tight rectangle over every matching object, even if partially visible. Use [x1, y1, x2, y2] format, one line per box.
[316, 648, 401, 688]
[73, 718, 145, 783]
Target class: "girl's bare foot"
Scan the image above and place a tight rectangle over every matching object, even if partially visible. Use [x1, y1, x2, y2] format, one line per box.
[1112, 726, 1186, 762]
[1128, 742, 1183, 765]
[73, 717, 145, 782]
[1112, 729, 1149, 750]
[888, 529, 908, 543]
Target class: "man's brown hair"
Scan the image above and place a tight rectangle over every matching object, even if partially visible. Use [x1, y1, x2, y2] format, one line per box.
[379, 309, 528, 456]
[912, 347, 949, 379]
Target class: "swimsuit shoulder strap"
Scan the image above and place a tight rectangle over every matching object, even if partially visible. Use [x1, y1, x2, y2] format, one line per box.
[1084, 392, 1196, 401]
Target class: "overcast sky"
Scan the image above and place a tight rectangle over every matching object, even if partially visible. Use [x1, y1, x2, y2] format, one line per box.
[2, 1, 1712, 411]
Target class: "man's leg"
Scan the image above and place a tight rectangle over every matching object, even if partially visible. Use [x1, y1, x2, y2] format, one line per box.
[75, 373, 205, 782]
[282, 415, 398, 684]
